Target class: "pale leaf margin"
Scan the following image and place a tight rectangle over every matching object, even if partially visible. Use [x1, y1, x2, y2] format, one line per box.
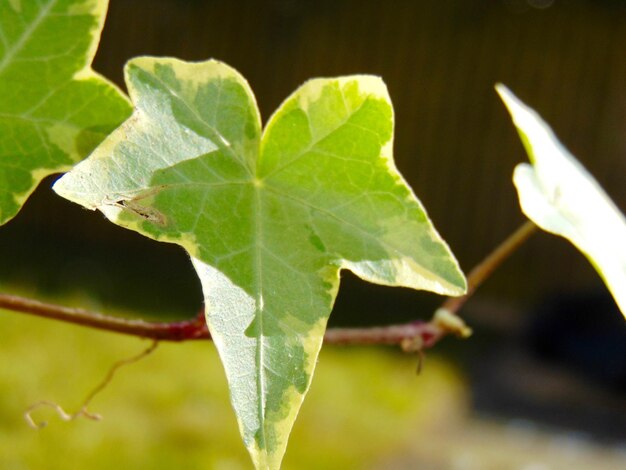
[496, 84, 626, 318]
[0, 0, 131, 225]
[54, 57, 467, 469]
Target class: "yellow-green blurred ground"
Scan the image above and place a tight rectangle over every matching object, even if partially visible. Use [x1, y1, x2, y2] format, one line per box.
[1, 301, 625, 469]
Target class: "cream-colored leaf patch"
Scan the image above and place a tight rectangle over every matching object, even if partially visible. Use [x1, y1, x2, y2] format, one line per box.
[56, 58, 466, 469]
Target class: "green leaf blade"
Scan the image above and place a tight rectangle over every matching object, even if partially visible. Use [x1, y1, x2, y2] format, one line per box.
[0, 0, 131, 225]
[55, 59, 466, 469]
[497, 84, 626, 318]
[261, 77, 466, 294]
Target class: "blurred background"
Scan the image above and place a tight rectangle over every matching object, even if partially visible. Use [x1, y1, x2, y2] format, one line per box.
[1, 0, 625, 468]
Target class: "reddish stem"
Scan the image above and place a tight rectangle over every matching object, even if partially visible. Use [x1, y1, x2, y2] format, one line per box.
[0, 293, 445, 347]
[0, 222, 537, 349]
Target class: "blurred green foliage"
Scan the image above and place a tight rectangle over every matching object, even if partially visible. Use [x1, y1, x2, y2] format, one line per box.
[3, 296, 625, 469]
[0, 301, 463, 469]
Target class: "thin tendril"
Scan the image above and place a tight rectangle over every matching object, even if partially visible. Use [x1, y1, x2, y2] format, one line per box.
[25, 340, 159, 429]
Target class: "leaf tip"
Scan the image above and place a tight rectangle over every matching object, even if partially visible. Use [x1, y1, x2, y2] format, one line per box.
[494, 83, 524, 119]
[494, 82, 508, 96]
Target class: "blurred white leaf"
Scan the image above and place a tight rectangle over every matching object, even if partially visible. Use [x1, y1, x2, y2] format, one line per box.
[497, 84, 626, 319]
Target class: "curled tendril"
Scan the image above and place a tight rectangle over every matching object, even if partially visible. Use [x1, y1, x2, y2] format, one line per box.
[25, 340, 159, 429]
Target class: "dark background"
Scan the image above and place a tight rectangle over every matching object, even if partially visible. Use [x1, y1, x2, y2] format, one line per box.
[1, 0, 625, 442]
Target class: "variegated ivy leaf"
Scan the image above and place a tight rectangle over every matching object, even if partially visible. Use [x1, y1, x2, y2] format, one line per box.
[54, 57, 466, 469]
[0, 0, 131, 225]
[497, 84, 626, 318]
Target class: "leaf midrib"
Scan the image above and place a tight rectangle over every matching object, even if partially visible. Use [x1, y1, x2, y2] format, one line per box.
[0, 0, 57, 75]
[253, 179, 268, 451]
[263, 184, 454, 288]
[259, 98, 368, 180]
[140, 67, 255, 177]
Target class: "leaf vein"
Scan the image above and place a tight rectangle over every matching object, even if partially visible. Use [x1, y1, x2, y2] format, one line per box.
[262, 98, 369, 179]
[0, 0, 57, 75]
